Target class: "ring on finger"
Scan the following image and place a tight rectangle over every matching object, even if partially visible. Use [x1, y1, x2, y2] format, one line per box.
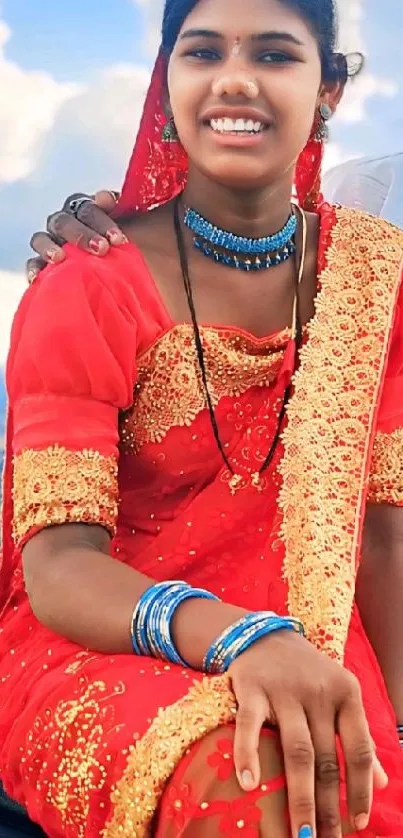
[68, 196, 96, 218]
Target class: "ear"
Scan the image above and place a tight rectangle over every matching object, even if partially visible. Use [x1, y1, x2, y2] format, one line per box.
[317, 77, 345, 118]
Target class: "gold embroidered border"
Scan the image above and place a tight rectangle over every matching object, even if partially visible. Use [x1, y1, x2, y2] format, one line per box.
[103, 676, 236, 837]
[25, 678, 126, 838]
[368, 428, 403, 505]
[13, 445, 118, 544]
[121, 326, 287, 451]
[279, 207, 403, 660]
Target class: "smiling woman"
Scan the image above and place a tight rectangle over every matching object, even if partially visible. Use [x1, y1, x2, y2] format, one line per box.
[1, 1, 403, 838]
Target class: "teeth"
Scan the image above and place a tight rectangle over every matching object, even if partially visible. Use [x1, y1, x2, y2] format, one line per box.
[209, 117, 264, 134]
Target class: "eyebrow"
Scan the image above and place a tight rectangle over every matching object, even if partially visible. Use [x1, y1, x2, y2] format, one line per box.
[179, 29, 305, 47]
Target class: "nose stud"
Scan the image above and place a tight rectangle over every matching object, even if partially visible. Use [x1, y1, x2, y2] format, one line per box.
[245, 80, 259, 97]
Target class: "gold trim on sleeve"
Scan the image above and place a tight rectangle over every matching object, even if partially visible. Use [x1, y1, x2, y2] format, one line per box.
[103, 676, 236, 837]
[279, 207, 403, 661]
[368, 428, 403, 505]
[13, 445, 118, 544]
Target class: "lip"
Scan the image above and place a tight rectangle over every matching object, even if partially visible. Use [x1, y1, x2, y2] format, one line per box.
[201, 106, 271, 125]
[204, 125, 268, 148]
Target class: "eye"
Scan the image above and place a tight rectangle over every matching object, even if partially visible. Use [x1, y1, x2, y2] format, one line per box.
[185, 47, 222, 61]
[257, 50, 295, 64]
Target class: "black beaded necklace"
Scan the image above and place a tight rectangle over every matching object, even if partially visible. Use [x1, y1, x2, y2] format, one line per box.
[173, 198, 305, 494]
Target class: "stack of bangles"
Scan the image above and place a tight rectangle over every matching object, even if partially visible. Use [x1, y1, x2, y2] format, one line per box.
[398, 724, 403, 748]
[130, 580, 304, 673]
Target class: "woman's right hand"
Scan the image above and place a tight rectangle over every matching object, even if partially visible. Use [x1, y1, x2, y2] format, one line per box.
[229, 629, 388, 838]
[27, 190, 127, 283]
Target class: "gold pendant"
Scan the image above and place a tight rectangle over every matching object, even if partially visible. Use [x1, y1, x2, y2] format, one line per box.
[229, 473, 243, 495]
[250, 471, 263, 492]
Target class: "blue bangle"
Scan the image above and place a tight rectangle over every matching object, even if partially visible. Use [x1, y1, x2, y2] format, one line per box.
[203, 611, 304, 674]
[131, 581, 220, 666]
[149, 584, 219, 666]
[131, 582, 174, 656]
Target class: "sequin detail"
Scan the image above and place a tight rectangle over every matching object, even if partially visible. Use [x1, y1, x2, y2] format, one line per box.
[121, 326, 287, 451]
[103, 676, 236, 837]
[279, 207, 403, 661]
[25, 679, 125, 838]
[368, 428, 403, 505]
[12, 445, 118, 545]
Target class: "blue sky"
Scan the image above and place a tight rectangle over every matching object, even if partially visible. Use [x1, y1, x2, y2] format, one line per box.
[0, 0, 402, 362]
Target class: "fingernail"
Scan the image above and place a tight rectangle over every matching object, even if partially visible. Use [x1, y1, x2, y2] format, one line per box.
[89, 238, 108, 255]
[298, 827, 313, 838]
[355, 813, 369, 831]
[46, 249, 63, 263]
[106, 229, 128, 245]
[240, 770, 255, 790]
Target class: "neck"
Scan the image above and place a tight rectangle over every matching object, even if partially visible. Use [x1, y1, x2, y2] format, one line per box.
[183, 170, 295, 239]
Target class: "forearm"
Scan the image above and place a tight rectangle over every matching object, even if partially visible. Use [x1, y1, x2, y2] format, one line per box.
[23, 525, 245, 667]
[358, 506, 403, 722]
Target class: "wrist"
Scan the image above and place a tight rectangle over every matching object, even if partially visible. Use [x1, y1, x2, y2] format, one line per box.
[172, 597, 248, 670]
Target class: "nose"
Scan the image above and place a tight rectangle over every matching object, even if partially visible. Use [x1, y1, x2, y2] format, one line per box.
[212, 73, 259, 100]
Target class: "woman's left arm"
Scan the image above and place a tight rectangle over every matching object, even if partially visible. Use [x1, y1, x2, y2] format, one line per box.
[358, 504, 403, 731]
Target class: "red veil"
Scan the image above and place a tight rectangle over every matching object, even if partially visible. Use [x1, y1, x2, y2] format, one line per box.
[115, 50, 325, 218]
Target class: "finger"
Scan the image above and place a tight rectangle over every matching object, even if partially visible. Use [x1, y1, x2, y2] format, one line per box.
[373, 754, 388, 790]
[276, 702, 316, 838]
[46, 211, 110, 256]
[74, 197, 127, 246]
[233, 693, 267, 791]
[95, 190, 128, 246]
[308, 711, 342, 838]
[65, 193, 126, 246]
[338, 686, 374, 833]
[94, 189, 120, 211]
[29, 232, 66, 265]
[26, 257, 47, 284]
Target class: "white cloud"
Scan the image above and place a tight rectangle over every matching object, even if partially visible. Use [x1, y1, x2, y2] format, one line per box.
[0, 270, 25, 363]
[61, 64, 151, 167]
[0, 19, 80, 184]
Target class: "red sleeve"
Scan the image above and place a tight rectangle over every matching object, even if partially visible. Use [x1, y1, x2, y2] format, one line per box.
[7, 247, 138, 548]
[368, 276, 403, 505]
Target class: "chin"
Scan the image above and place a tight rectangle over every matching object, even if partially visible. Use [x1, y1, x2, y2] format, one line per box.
[201, 162, 281, 192]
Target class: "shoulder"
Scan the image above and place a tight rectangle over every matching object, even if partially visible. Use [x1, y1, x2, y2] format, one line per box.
[323, 203, 403, 250]
[22, 241, 152, 328]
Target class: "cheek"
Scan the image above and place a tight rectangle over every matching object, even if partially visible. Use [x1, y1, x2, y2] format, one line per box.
[167, 64, 200, 126]
[272, 76, 318, 138]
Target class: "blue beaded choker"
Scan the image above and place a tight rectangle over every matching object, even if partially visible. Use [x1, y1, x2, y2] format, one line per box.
[184, 206, 297, 272]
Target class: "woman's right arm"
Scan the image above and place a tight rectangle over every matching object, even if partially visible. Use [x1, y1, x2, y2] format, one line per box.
[22, 522, 246, 662]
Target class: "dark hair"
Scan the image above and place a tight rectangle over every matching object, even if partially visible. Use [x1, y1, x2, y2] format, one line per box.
[161, 0, 362, 83]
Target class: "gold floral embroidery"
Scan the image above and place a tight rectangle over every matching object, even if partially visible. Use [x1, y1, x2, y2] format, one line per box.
[13, 445, 118, 544]
[120, 326, 287, 451]
[24, 678, 126, 838]
[279, 208, 403, 661]
[103, 676, 236, 837]
[368, 428, 403, 505]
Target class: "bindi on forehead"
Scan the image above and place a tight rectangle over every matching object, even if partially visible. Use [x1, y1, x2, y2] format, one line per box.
[231, 37, 243, 56]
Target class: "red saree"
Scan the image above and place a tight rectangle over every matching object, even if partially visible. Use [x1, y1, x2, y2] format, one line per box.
[1, 54, 403, 838]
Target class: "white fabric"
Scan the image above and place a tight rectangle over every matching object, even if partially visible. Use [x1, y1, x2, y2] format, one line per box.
[323, 153, 403, 227]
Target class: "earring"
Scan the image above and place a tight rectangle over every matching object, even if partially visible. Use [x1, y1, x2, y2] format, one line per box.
[161, 116, 179, 143]
[315, 103, 333, 141]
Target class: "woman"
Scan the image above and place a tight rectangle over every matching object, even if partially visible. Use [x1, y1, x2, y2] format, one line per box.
[1, 0, 403, 836]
